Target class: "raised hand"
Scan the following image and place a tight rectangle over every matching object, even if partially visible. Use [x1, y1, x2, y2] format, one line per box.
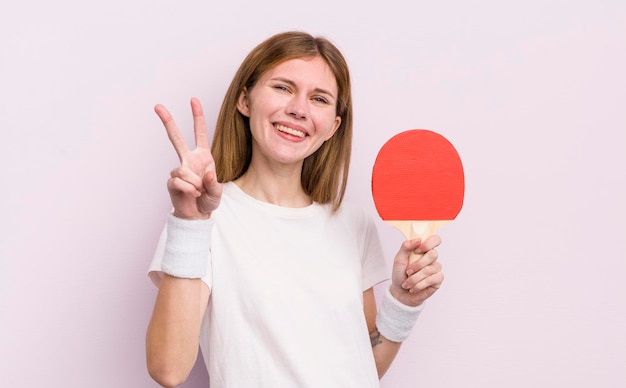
[390, 235, 444, 307]
[155, 97, 223, 220]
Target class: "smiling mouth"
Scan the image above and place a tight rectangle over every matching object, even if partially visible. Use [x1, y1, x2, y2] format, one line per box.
[275, 124, 306, 138]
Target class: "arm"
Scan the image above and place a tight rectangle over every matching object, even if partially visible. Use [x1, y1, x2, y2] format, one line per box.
[364, 236, 444, 379]
[146, 276, 210, 387]
[146, 98, 222, 387]
[364, 288, 401, 378]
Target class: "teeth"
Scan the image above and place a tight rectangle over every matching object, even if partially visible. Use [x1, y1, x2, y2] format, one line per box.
[276, 124, 305, 138]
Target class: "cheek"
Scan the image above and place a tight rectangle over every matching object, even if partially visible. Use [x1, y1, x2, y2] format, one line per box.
[317, 115, 340, 135]
[249, 99, 280, 122]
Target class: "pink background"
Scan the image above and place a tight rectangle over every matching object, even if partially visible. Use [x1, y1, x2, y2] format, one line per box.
[1, 0, 625, 386]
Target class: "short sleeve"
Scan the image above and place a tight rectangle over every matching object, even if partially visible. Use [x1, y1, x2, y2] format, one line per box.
[360, 211, 389, 291]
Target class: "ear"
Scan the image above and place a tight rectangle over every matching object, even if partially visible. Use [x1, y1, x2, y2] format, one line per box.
[324, 116, 342, 141]
[236, 88, 250, 117]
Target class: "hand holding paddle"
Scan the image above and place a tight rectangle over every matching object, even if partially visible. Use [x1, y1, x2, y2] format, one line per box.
[372, 129, 465, 263]
[155, 98, 223, 220]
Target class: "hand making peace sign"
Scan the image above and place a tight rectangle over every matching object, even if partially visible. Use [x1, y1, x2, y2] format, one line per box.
[154, 97, 223, 220]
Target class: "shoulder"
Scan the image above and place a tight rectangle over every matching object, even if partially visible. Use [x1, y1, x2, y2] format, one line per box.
[333, 201, 373, 229]
[221, 181, 237, 197]
[214, 181, 243, 211]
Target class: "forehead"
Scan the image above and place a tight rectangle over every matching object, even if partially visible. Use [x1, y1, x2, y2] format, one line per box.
[261, 56, 338, 93]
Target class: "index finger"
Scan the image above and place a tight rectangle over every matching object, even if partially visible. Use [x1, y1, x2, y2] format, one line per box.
[418, 234, 442, 253]
[155, 103, 189, 161]
[190, 97, 210, 150]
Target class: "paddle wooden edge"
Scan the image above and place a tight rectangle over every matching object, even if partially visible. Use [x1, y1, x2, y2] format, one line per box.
[384, 220, 451, 264]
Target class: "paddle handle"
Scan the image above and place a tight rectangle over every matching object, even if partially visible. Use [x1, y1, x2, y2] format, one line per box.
[385, 220, 450, 264]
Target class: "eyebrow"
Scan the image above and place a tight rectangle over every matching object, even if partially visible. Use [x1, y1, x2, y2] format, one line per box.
[270, 77, 337, 100]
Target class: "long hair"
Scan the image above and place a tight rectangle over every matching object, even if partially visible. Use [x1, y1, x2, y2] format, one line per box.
[211, 31, 353, 211]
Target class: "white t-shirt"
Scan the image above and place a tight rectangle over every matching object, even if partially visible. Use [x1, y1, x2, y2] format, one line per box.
[149, 182, 389, 387]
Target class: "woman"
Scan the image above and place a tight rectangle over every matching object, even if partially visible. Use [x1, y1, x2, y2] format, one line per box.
[146, 31, 443, 387]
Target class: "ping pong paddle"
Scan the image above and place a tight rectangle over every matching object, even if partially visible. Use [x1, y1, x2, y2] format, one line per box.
[372, 129, 464, 263]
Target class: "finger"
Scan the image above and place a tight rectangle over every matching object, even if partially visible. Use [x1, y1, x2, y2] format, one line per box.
[406, 248, 438, 275]
[403, 263, 444, 292]
[202, 170, 223, 197]
[167, 177, 202, 197]
[410, 270, 444, 294]
[407, 234, 441, 267]
[414, 234, 442, 254]
[155, 104, 189, 161]
[405, 261, 442, 287]
[190, 98, 210, 149]
[400, 238, 422, 259]
[198, 170, 223, 214]
[392, 238, 421, 271]
[170, 166, 204, 192]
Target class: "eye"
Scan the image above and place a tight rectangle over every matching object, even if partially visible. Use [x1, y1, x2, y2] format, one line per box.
[273, 84, 289, 92]
[312, 96, 330, 104]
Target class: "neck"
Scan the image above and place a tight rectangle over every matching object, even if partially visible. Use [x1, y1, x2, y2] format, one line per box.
[234, 163, 312, 207]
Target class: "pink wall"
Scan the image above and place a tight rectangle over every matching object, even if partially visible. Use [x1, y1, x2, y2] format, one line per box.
[2, 0, 625, 386]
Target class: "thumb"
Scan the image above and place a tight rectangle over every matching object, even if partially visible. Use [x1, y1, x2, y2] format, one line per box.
[393, 238, 420, 272]
[202, 170, 222, 195]
[198, 170, 223, 214]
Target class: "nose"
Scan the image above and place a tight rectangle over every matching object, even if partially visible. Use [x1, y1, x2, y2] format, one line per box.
[287, 95, 308, 119]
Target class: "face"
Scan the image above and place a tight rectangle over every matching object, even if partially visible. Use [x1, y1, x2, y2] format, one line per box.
[236, 56, 342, 167]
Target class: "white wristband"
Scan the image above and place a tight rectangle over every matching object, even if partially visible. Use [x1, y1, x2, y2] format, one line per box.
[376, 286, 424, 343]
[162, 213, 214, 279]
